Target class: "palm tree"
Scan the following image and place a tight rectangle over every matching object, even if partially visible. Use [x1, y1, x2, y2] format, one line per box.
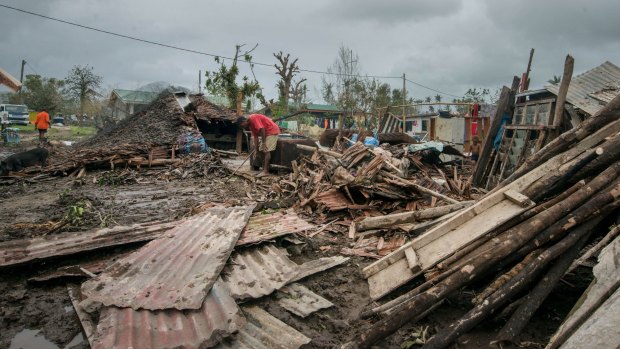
[547, 75, 561, 85]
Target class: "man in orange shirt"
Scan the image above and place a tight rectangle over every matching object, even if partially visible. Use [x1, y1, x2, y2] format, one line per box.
[237, 113, 280, 177]
[34, 109, 50, 142]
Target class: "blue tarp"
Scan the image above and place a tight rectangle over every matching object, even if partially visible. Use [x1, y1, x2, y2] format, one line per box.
[494, 112, 512, 150]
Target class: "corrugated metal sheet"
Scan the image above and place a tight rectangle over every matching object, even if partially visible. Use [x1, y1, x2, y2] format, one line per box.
[221, 245, 350, 301]
[314, 189, 352, 211]
[277, 283, 333, 317]
[93, 280, 245, 349]
[222, 244, 299, 300]
[0, 221, 176, 267]
[237, 211, 314, 246]
[546, 61, 620, 115]
[81, 205, 254, 310]
[215, 306, 311, 349]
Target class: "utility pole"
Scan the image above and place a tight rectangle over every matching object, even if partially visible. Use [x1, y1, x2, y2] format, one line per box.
[198, 70, 202, 94]
[19, 59, 26, 95]
[402, 73, 406, 133]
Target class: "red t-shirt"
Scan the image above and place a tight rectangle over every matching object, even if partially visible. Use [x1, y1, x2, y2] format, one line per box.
[247, 114, 280, 137]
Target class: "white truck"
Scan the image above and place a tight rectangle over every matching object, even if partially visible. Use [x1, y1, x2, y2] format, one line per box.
[0, 104, 30, 126]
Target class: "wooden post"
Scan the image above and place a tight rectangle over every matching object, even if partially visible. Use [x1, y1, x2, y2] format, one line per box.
[402, 73, 406, 132]
[465, 116, 472, 152]
[430, 117, 436, 140]
[550, 55, 574, 128]
[235, 91, 243, 154]
[472, 86, 510, 186]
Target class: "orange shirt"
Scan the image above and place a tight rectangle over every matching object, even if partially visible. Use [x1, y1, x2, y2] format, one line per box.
[35, 111, 50, 130]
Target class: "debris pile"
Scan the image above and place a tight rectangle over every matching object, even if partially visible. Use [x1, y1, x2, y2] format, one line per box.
[349, 95, 620, 348]
[18, 205, 350, 348]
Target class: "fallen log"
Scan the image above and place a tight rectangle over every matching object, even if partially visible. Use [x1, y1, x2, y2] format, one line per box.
[355, 201, 473, 232]
[495, 222, 594, 344]
[423, 221, 593, 349]
[351, 163, 619, 348]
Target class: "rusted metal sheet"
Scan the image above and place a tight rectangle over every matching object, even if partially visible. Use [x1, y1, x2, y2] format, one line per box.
[81, 205, 254, 310]
[237, 210, 314, 246]
[314, 189, 352, 211]
[93, 280, 245, 349]
[0, 221, 176, 267]
[546, 61, 620, 115]
[277, 283, 333, 317]
[216, 306, 310, 349]
[222, 244, 298, 300]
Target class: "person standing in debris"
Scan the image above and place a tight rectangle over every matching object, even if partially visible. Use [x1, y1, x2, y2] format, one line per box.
[237, 113, 280, 177]
[470, 136, 481, 164]
[34, 108, 50, 143]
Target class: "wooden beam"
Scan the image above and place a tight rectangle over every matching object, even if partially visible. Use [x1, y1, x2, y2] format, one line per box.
[550, 55, 574, 128]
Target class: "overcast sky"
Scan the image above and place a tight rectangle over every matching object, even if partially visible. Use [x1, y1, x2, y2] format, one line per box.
[1, 0, 619, 103]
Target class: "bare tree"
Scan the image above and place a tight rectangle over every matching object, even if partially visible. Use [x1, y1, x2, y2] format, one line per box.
[274, 51, 302, 111]
[64, 65, 102, 115]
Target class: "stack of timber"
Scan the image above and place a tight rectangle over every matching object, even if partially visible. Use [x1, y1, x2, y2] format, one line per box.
[279, 142, 471, 219]
[348, 94, 620, 348]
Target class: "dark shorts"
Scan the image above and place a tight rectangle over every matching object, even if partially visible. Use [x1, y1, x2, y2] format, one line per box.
[471, 153, 479, 161]
[38, 129, 47, 136]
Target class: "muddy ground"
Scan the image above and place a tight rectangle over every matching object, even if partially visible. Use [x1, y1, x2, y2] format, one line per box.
[0, 145, 593, 349]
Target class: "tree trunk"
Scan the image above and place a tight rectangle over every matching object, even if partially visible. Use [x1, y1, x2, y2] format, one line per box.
[351, 164, 619, 348]
[495, 224, 592, 345]
[355, 201, 473, 232]
[423, 226, 592, 349]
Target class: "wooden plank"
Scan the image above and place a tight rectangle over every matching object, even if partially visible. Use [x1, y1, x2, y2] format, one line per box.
[361, 193, 502, 279]
[404, 247, 420, 271]
[367, 259, 415, 300]
[504, 189, 533, 207]
[367, 199, 530, 300]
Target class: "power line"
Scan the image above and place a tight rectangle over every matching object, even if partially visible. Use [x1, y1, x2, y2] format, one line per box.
[0, 3, 461, 97]
[405, 78, 462, 99]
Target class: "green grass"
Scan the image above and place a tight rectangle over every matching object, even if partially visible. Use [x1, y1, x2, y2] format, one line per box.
[8, 124, 98, 141]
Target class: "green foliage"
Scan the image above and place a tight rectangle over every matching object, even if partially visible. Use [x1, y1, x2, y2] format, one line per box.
[204, 44, 266, 109]
[548, 75, 561, 85]
[452, 87, 492, 113]
[67, 202, 85, 226]
[9, 74, 65, 113]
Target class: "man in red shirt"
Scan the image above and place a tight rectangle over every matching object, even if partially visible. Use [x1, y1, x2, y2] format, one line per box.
[34, 108, 50, 143]
[238, 113, 280, 177]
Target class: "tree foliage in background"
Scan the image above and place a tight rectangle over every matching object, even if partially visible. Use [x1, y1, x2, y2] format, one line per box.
[321, 45, 361, 112]
[547, 75, 561, 85]
[64, 65, 103, 114]
[9, 74, 65, 114]
[205, 44, 266, 110]
[452, 87, 492, 113]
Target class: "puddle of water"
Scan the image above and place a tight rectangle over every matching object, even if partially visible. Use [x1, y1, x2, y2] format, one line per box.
[64, 333, 84, 348]
[9, 329, 58, 349]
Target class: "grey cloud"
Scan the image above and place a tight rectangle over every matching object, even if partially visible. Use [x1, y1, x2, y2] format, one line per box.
[327, 0, 463, 24]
